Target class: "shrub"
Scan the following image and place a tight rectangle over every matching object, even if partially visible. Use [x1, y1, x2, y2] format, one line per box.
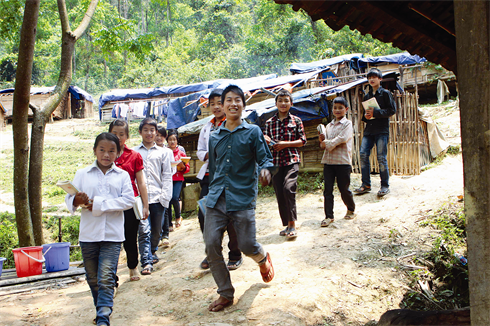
[0, 211, 19, 269]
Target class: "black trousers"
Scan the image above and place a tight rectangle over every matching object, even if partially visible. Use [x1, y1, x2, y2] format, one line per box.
[198, 175, 241, 261]
[272, 163, 299, 226]
[323, 164, 355, 219]
[123, 208, 140, 269]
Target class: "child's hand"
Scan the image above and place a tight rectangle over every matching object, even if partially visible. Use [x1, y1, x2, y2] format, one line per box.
[73, 192, 89, 207]
[318, 133, 325, 142]
[85, 200, 93, 211]
[263, 134, 271, 144]
[177, 161, 185, 171]
[259, 169, 271, 187]
[365, 107, 374, 119]
[272, 141, 288, 151]
[142, 206, 149, 220]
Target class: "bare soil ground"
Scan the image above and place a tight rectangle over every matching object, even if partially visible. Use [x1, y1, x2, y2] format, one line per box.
[0, 102, 463, 326]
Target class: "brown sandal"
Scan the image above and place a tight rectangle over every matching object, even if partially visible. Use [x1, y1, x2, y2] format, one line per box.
[260, 253, 274, 283]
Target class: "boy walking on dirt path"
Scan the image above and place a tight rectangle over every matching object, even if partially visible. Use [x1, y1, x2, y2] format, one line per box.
[133, 118, 173, 267]
[354, 68, 396, 197]
[204, 85, 275, 312]
[196, 89, 243, 271]
[264, 89, 306, 238]
[319, 97, 356, 228]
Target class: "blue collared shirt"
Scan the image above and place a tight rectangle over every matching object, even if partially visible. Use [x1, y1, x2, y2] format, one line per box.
[207, 120, 274, 211]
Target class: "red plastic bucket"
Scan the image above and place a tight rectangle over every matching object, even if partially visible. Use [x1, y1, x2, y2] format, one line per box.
[12, 246, 45, 278]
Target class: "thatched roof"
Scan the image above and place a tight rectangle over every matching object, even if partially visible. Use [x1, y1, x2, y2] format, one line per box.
[274, 1, 456, 73]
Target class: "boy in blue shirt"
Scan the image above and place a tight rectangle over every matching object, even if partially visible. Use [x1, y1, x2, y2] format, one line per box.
[354, 68, 396, 197]
[204, 85, 275, 312]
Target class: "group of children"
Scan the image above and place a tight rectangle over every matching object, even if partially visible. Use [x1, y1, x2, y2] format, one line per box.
[65, 68, 395, 324]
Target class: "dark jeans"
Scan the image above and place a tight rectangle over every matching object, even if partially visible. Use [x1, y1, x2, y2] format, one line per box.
[323, 164, 355, 220]
[168, 181, 183, 227]
[123, 208, 152, 269]
[204, 192, 267, 301]
[148, 203, 166, 253]
[80, 241, 121, 326]
[359, 133, 390, 188]
[199, 176, 241, 261]
[272, 163, 299, 226]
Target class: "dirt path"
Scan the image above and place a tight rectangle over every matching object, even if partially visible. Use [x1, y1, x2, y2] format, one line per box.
[0, 106, 463, 326]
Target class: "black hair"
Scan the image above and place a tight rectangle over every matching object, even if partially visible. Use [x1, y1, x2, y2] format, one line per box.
[221, 85, 246, 109]
[275, 89, 293, 104]
[333, 96, 349, 108]
[94, 132, 121, 153]
[157, 125, 167, 138]
[108, 119, 129, 137]
[366, 68, 383, 79]
[208, 89, 223, 107]
[167, 129, 179, 143]
[139, 117, 158, 132]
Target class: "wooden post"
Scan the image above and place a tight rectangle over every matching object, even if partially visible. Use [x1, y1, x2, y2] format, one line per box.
[454, 1, 490, 324]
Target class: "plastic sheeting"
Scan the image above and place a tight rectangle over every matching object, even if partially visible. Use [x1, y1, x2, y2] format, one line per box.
[98, 74, 278, 109]
[0, 86, 94, 103]
[358, 52, 426, 67]
[290, 53, 364, 74]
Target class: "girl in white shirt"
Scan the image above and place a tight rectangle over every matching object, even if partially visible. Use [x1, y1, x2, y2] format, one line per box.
[65, 132, 134, 326]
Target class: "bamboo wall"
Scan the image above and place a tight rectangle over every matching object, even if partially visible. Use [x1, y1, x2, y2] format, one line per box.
[343, 88, 429, 176]
[181, 88, 431, 180]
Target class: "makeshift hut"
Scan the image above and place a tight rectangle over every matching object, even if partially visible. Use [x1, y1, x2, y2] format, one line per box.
[98, 74, 278, 123]
[0, 86, 94, 124]
[178, 71, 447, 181]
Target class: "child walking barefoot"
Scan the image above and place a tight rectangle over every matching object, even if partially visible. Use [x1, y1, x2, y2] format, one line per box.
[65, 132, 135, 326]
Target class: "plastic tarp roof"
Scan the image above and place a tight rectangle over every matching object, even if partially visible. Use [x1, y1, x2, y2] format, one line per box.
[98, 74, 278, 109]
[178, 86, 331, 134]
[290, 53, 364, 74]
[168, 71, 320, 129]
[358, 52, 427, 67]
[0, 86, 94, 103]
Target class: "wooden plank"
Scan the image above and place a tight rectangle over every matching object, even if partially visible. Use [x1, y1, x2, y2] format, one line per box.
[0, 267, 85, 287]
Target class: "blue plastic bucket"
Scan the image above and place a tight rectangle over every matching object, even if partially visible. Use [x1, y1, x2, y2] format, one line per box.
[42, 242, 71, 272]
[0, 257, 6, 277]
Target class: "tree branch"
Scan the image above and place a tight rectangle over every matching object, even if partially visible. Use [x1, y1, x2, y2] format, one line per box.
[57, 0, 70, 34]
[73, 0, 99, 39]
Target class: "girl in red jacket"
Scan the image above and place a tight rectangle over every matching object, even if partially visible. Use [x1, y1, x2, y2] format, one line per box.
[167, 130, 190, 228]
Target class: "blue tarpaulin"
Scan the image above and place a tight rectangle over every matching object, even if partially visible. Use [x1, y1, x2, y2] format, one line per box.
[166, 72, 319, 129]
[98, 74, 278, 109]
[0, 86, 94, 103]
[290, 53, 364, 74]
[358, 52, 426, 67]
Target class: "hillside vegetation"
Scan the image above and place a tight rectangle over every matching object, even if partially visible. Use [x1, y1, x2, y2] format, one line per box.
[0, 0, 400, 98]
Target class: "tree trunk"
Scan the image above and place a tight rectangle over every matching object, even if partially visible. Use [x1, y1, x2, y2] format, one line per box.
[12, 0, 40, 247]
[27, 0, 99, 244]
[28, 109, 48, 245]
[454, 1, 490, 325]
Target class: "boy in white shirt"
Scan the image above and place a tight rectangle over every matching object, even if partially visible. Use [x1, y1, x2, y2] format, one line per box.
[133, 118, 173, 263]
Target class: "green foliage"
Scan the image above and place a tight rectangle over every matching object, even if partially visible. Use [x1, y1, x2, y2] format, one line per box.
[258, 171, 323, 197]
[0, 0, 401, 98]
[402, 202, 468, 310]
[44, 215, 82, 262]
[0, 211, 18, 269]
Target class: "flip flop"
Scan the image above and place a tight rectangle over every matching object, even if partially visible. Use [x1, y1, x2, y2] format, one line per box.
[208, 297, 233, 312]
[129, 268, 140, 281]
[286, 228, 297, 239]
[354, 185, 371, 195]
[227, 257, 243, 270]
[175, 218, 182, 228]
[378, 187, 390, 197]
[321, 218, 334, 227]
[141, 264, 153, 275]
[200, 258, 209, 270]
[260, 253, 274, 283]
[279, 227, 289, 236]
